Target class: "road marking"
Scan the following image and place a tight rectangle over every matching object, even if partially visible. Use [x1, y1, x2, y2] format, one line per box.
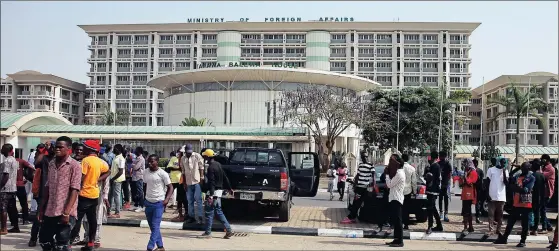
[232, 225, 272, 234]
[318, 228, 364, 237]
[508, 234, 550, 244]
[409, 232, 457, 241]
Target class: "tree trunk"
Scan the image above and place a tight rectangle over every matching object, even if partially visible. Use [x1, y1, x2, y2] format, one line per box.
[515, 114, 521, 164]
[325, 140, 334, 172]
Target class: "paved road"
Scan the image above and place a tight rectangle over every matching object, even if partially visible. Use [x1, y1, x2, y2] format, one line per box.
[1, 225, 551, 250]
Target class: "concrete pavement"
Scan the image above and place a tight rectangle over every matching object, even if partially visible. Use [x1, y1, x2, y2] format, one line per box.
[0, 225, 552, 250]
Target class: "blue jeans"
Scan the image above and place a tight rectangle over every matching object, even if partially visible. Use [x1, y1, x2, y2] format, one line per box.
[541, 197, 552, 229]
[204, 197, 231, 234]
[144, 200, 164, 250]
[133, 180, 144, 208]
[186, 184, 203, 219]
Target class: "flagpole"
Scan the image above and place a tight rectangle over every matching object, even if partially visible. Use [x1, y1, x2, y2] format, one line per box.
[396, 83, 401, 151]
[479, 77, 485, 155]
[524, 76, 532, 152]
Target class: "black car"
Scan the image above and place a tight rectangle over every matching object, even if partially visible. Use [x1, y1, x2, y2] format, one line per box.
[346, 165, 429, 223]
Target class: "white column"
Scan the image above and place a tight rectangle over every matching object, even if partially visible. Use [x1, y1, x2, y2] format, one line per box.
[110, 32, 118, 113]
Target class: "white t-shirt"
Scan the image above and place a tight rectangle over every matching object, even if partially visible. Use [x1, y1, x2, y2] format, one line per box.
[487, 166, 508, 202]
[144, 168, 171, 203]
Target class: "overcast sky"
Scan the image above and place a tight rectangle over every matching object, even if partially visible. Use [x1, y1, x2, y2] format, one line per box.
[1, 1, 557, 87]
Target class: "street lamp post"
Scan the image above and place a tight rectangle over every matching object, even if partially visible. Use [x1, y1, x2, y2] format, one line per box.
[446, 105, 456, 168]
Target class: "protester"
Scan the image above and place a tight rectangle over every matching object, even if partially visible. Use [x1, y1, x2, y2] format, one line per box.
[326, 164, 337, 201]
[340, 161, 375, 224]
[494, 162, 535, 247]
[181, 144, 205, 224]
[424, 151, 443, 234]
[102, 145, 115, 167]
[472, 158, 485, 224]
[201, 149, 234, 239]
[8, 157, 34, 230]
[438, 151, 452, 222]
[77, 170, 110, 248]
[485, 158, 508, 237]
[27, 149, 36, 166]
[37, 136, 81, 251]
[69, 139, 110, 251]
[29, 143, 52, 247]
[122, 149, 135, 210]
[541, 154, 556, 233]
[337, 163, 348, 201]
[0, 143, 19, 235]
[130, 147, 146, 212]
[108, 144, 126, 218]
[530, 159, 546, 236]
[144, 154, 173, 250]
[460, 158, 478, 234]
[384, 154, 406, 248]
[167, 149, 182, 221]
[401, 154, 417, 230]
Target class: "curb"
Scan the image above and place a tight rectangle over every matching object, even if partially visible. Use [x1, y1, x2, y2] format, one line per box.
[105, 218, 551, 244]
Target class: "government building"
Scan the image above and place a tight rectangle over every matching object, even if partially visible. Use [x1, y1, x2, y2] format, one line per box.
[79, 19, 480, 128]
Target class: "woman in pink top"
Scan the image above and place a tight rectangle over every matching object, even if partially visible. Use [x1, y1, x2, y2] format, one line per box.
[337, 163, 348, 201]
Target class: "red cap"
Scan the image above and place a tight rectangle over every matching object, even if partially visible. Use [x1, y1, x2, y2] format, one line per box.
[83, 139, 101, 152]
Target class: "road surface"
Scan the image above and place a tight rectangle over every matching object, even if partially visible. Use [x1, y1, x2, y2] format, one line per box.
[1, 225, 551, 250]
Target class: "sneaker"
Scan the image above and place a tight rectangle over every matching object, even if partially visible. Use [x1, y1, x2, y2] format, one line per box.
[547, 226, 554, 232]
[433, 225, 443, 232]
[75, 240, 88, 245]
[7, 227, 20, 233]
[340, 217, 356, 224]
[128, 206, 137, 211]
[223, 231, 234, 239]
[108, 214, 120, 219]
[516, 242, 526, 248]
[403, 225, 409, 230]
[171, 216, 184, 222]
[493, 237, 507, 245]
[539, 229, 549, 234]
[28, 240, 37, 247]
[200, 233, 212, 239]
[134, 207, 145, 212]
[476, 217, 481, 224]
[156, 247, 165, 251]
[530, 230, 538, 236]
[123, 202, 131, 210]
[389, 243, 404, 248]
[425, 228, 432, 234]
[443, 214, 449, 222]
[468, 227, 474, 233]
[94, 242, 101, 248]
[439, 212, 444, 220]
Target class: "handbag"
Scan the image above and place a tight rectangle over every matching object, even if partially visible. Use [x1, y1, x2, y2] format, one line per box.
[462, 185, 476, 201]
[24, 167, 35, 182]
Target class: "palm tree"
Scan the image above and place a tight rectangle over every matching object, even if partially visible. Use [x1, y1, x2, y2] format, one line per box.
[487, 83, 550, 162]
[180, 117, 213, 126]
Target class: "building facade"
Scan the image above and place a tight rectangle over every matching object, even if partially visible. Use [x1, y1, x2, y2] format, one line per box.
[470, 72, 559, 147]
[79, 21, 480, 129]
[0, 70, 86, 124]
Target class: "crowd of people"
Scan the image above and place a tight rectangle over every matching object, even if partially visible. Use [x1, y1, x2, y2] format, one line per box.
[0, 139, 234, 251]
[340, 150, 558, 249]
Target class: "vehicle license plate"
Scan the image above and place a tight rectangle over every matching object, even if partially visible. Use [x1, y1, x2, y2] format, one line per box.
[240, 193, 255, 201]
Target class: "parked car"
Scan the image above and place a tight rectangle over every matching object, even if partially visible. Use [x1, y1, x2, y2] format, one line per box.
[219, 148, 320, 222]
[346, 165, 429, 223]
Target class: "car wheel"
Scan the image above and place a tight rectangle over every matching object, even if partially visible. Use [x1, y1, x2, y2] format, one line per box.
[415, 211, 428, 223]
[278, 200, 290, 222]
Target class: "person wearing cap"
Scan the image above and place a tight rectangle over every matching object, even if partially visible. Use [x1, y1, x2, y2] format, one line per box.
[181, 144, 205, 224]
[69, 139, 110, 251]
[200, 149, 234, 239]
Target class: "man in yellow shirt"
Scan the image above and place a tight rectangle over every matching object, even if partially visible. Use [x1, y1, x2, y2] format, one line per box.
[69, 140, 110, 251]
[169, 148, 187, 222]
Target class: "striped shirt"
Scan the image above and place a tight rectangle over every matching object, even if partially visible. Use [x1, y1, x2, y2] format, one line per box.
[386, 169, 406, 205]
[356, 163, 375, 188]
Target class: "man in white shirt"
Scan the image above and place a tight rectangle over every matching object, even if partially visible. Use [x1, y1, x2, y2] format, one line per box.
[385, 154, 406, 247]
[401, 154, 417, 230]
[486, 157, 508, 236]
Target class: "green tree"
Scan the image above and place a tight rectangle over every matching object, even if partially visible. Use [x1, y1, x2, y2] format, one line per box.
[487, 82, 550, 162]
[180, 117, 213, 126]
[364, 85, 470, 154]
[100, 103, 131, 126]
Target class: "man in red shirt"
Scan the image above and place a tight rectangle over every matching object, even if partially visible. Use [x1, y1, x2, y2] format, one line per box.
[540, 154, 556, 232]
[7, 158, 34, 231]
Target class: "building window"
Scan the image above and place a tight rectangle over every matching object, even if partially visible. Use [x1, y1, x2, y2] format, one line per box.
[118, 36, 131, 42]
[330, 62, 346, 68]
[331, 34, 346, 40]
[202, 34, 217, 40]
[134, 62, 147, 68]
[376, 62, 391, 68]
[160, 35, 173, 41]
